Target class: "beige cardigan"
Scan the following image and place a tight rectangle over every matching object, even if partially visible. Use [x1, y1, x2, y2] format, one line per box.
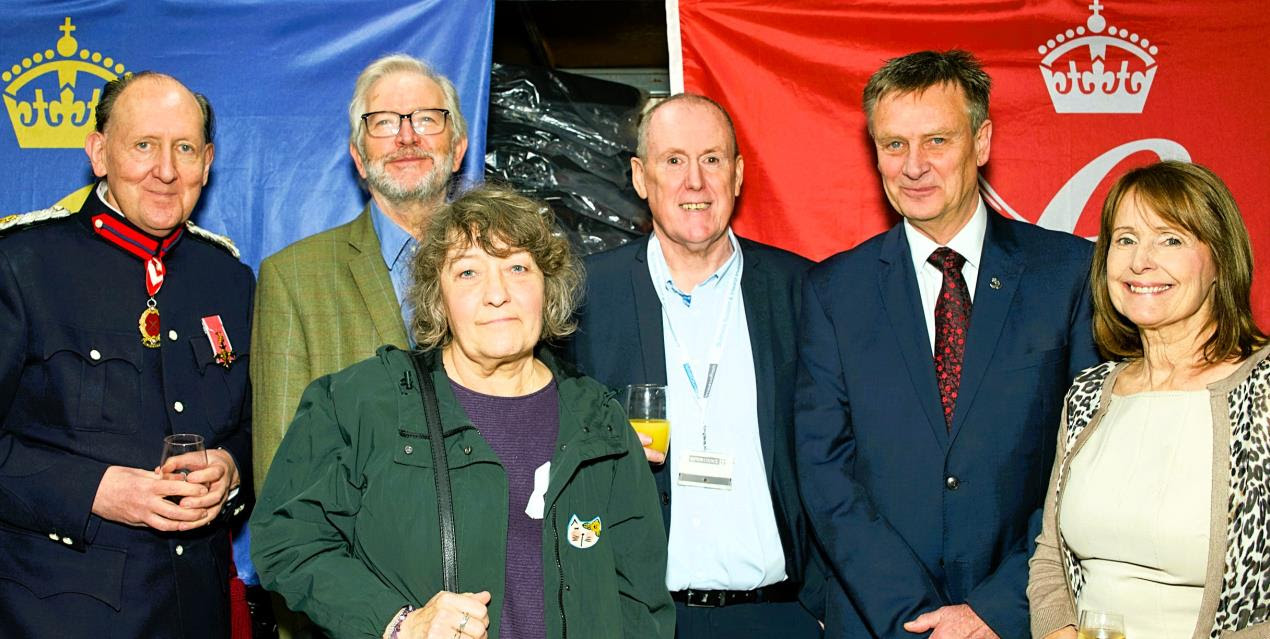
[1028, 345, 1270, 639]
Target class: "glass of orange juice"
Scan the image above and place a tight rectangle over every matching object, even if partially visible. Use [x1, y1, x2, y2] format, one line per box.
[622, 384, 669, 455]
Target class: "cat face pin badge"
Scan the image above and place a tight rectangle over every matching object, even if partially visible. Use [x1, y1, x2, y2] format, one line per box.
[567, 514, 601, 549]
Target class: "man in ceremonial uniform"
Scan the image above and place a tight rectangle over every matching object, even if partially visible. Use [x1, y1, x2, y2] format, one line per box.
[251, 54, 468, 484]
[0, 72, 251, 637]
[567, 94, 824, 638]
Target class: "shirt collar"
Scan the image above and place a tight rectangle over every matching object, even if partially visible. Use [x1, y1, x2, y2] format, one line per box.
[90, 181, 178, 244]
[904, 196, 987, 273]
[647, 229, 742, 306]
[96, 181, 126, 219]
[369, 200, 418, 274]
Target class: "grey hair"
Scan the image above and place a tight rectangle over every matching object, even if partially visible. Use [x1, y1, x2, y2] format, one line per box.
[862, 50, 991, 136]
[347, 53, 467, 157]
[635, 93, 738, 160]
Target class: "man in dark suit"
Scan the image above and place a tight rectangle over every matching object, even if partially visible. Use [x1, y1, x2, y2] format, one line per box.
[567, 94, 823, 638]
[0, 72, 250, 637]
[796, 51, 1099, 638]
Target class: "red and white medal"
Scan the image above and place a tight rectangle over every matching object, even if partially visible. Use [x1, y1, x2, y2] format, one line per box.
[201, 315, 236, 368]
[91, 214, 182, 348]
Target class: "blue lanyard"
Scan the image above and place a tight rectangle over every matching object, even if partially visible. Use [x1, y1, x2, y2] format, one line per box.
[649, 240, 743, 450]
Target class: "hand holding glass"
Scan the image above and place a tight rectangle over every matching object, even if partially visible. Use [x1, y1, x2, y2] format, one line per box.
[160, 434, 207, 502]
[622, 384, 669, 455]
[1077, 610, 1126, 639]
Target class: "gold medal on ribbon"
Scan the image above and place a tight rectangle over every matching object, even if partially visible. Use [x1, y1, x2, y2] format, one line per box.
[139, 304, 161, 348]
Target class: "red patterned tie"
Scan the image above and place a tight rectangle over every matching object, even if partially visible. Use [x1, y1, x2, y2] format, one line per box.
[928, 247, 971, 431]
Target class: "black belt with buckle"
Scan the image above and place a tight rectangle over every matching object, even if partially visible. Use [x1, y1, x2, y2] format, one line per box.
[671, 581, 800, 608]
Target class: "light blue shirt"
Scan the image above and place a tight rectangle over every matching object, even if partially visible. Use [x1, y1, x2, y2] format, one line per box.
[647, 230, 788, 591]
[368, 200, 418, 333]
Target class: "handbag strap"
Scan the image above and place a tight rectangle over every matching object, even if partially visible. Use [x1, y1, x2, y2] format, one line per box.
[408, 350, 459, 592]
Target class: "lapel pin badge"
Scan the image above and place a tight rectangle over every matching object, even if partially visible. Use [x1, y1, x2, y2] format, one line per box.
[989, 277, 1002, 290]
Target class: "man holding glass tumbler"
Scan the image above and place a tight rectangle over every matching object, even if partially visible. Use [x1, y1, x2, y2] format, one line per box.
[566, 93, 824, 638]
[0, 72, 250, 637]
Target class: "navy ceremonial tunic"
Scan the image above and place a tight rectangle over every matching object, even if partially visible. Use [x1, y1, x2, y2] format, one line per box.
[0, 186, 253, 638]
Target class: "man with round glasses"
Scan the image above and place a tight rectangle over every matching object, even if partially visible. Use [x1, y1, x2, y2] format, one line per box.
[250, 54, 468, 635]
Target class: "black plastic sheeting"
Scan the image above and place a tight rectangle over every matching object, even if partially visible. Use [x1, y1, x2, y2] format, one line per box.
[484, 63, 649, 256]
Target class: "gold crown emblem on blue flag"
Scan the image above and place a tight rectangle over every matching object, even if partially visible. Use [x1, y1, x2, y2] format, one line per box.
[3, 17, 128, 149]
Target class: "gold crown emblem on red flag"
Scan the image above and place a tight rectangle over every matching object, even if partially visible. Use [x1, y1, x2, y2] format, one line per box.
[2, 17, 129, 149]
[1036, 0, 1158, 114]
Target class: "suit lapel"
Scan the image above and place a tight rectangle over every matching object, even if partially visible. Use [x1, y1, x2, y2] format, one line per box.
[630, 239, 667, 384]
[949, 213, 1023, 440]
[347, 206, 409, 348]
[739, 244, 777, 476]
[878, 225, 949, 447]
[631, 239, 674, 504]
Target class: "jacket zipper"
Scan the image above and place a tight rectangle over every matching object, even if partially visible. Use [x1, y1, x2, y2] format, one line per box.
[551, 502, 568, 639]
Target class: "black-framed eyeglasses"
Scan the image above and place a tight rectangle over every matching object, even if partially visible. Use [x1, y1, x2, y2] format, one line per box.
[360, 108, 450, 138]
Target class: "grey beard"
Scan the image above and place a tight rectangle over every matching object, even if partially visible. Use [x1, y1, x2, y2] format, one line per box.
[365, 153, 454, 205]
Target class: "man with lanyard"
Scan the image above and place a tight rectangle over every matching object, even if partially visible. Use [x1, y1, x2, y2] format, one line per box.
[567, 93, 824, 637]
[0, 71, 250, 637]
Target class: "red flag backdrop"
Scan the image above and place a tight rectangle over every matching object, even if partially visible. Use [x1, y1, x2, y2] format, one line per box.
[675, 0, 1270, 324]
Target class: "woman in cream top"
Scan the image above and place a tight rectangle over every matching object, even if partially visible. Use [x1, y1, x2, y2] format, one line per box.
[1059, 391, 1211, 637]
[1027, 161, 1270, 639]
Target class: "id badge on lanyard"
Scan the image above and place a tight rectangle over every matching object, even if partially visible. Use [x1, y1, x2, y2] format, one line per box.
[655, 254, 742, 492]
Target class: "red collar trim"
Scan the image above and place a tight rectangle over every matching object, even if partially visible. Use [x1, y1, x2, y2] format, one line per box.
[91, 214, 184, 261]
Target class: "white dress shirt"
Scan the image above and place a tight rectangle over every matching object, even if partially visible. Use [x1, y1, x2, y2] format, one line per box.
[904, 198, 988, 353]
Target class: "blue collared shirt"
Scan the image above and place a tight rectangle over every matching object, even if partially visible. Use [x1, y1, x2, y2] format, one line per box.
[647, 230, 788, 591]
[368, 200, 418, 332]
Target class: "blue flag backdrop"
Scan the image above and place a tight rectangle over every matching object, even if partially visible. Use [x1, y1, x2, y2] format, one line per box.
[0, 0, 494, 584]
[0, 0, 495, 269]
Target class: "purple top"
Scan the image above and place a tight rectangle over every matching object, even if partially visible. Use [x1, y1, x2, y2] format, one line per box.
[450, 378, 558, 639]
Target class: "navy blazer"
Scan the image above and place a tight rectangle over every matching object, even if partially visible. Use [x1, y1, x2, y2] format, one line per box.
[796, 213, 1098, 638]
[565, 234, 824, 612]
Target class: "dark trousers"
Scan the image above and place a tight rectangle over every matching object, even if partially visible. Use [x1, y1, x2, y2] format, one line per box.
[675, 599, 822, 639]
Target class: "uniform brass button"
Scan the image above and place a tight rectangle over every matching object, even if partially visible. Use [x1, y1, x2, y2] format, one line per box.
[89, 349, 101, 361]
[404, 445, 413, 455]
[61, 536, 73, 545]
[168, 330, 178, 341]
[945, 476, 960, 491]
[173, 401, 184, 413]
[175, 545, 184, 556]
[463, 446, 473, 455]
[49, 532, 59, 541]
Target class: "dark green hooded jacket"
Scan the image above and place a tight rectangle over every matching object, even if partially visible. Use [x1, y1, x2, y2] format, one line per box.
[251, 346, 674, 639]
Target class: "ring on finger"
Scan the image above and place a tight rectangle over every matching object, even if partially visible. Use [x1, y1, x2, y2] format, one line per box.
[457, 611, 470, 633]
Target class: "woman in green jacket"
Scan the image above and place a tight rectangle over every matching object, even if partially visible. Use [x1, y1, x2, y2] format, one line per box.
[251, 185, 674, 639]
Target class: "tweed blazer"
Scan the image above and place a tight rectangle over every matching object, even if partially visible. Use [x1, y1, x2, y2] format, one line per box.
[1028, 345, 1270, 639]
[250, 205, 410, 484]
